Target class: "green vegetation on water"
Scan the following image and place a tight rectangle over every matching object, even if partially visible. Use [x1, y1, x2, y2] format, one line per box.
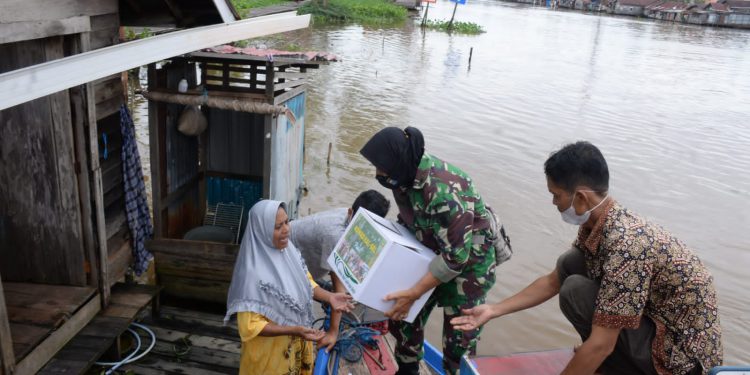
[422, 19, 485, 34]
[230, 0, 291, 17]
[299, 0, 408, 25]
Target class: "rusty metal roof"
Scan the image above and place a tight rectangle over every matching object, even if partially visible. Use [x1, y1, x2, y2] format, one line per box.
[618, 0, 661, 7]
[647, 1, 690, 10]
[201, 45, 339, 62]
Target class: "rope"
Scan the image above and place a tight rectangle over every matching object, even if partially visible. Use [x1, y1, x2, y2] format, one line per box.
[142, 90, 296, 125]
[334, 326, 381, 363]
[315, 303, 384, 365]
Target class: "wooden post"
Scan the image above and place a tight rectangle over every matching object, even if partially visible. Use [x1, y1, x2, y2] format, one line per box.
[147, 64, 164, 238]
[262, 116, 272, 200]
[421, 2, 430, 26]
[70, 34, 99, 298]
[263, 61, 275, 200]
[326, 142, 332, 166]
[448, 1, 459, 29]
[80, 32, 110, 308]
[0, 277, 16, 375]
[264, 61, 275, 102]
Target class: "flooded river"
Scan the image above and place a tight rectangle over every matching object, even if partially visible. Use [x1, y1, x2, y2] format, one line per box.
[291, 0, 750, 365]
[129, 0, 750, 365]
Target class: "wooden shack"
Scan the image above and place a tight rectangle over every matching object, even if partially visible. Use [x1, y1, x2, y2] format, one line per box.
[0, 2, 313, 374]
[144, 47, 335, 305]
[1, 3, 132, 374]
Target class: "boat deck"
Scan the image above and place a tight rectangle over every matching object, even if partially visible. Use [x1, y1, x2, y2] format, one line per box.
[118, 304, 439, 374]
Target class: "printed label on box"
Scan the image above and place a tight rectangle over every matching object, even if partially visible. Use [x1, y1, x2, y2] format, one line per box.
[334, 214, 387, 285]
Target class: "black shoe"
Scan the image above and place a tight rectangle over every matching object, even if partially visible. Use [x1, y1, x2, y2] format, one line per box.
[395, 361, 420, 375]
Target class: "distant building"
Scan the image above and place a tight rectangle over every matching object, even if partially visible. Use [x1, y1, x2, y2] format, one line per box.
[645, 1, 690, 21]
[614, 0, 661, 16]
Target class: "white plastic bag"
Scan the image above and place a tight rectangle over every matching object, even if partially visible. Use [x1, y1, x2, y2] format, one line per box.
[177, 105, 207, 136]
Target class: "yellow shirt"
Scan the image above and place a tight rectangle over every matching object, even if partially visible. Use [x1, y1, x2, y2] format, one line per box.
[237, 273, 319, 375]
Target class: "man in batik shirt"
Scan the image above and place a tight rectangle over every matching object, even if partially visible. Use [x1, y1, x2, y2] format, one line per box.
[452, 141, 722, 375]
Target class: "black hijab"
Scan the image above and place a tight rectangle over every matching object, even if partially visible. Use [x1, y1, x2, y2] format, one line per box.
[360, 127, 425, 188]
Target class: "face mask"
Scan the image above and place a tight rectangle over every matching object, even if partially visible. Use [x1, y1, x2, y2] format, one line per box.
[376, 175, 399, 190]
[561, 192, 609, 226]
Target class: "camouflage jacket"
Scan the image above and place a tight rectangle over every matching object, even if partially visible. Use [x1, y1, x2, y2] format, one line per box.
[394, 153, 496, 289]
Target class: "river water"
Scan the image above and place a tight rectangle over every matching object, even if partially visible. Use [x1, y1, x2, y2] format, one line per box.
[130, 0, 750, 366]
[290, 0, 750, 366]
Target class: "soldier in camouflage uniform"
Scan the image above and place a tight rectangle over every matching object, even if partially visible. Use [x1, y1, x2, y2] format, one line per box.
[360, 127, 497, 375]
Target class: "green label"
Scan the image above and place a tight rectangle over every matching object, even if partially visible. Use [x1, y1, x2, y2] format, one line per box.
[334, 214, 387, 284]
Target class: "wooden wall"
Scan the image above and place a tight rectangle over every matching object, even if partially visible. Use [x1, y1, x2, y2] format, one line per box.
[95, 111, 133, 288]
[0, 0, 129, 287]
[0, 37, 87, 285]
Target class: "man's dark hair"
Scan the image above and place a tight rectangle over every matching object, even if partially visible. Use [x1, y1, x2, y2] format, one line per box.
[352, 190, 390, 218]
[544, 141, 609, 193]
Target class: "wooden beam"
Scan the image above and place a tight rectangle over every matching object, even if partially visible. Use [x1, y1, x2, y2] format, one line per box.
[70, 83, 99, 295]
[148, 64, 165, 238]
[13, 295, 101, 375]
[273, 78, 306, 91]
[273, 85, 305, 105]
[148, 239, 238, 261]
[0, 0, 118, 23]
[275, 71, 306, 80]
[264, 61, 275, 101]
[189, 51, 329, 66]
[0, 12, 312, 112]
[79, 32, 111, 308]
[0, 16, 91, 44]
[0, 278, 16, 375]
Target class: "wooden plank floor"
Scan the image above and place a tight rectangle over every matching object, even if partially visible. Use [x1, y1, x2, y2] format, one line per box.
[38, 283, 160, 374]
[121, 305, 438, 375]
[120, 305, 240, 374]
[3, 282, 96, 362]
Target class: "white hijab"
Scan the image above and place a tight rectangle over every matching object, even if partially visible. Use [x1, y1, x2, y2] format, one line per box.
[224, 200, 315, 327]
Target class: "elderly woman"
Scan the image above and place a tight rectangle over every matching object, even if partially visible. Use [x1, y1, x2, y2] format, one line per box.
[224, 200, 354, 375]
[360, 127, 498, 375]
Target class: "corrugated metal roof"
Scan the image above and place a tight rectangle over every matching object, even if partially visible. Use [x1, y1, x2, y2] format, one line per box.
[725, 0, 750, 8]
[647, 1, 690, 10]
[703, 2, 730, 10]
[619, 0, 661, 7]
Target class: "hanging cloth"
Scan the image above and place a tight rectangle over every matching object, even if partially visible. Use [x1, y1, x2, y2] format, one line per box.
[120, 105, 153, 275]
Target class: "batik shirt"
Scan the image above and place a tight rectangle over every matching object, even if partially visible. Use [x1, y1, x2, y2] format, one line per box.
[576, 200, 723, 375]
[394, 153, 496, 306]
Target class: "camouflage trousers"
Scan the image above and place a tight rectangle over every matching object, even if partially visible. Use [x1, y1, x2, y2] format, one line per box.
[390, 259, 496, 375]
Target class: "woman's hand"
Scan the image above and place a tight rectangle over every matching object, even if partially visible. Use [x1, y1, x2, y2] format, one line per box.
[450, 304, 494, 331]
[296, 327, 326, 341]
[384, 289, 419, 321]
[328, 292, 355, 313]
[318, 329, 339, 353]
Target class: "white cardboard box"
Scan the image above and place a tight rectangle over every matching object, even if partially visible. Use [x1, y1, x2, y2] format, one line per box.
[327, 208, 437, 323]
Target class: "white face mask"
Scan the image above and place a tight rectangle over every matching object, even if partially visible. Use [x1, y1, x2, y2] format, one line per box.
[561, 192, 609, 226]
